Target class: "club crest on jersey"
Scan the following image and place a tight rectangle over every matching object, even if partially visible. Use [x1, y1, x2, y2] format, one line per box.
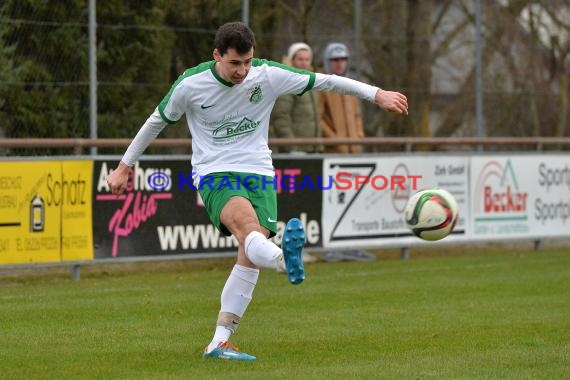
[248, 83, 263, 104]
[213, 117, 259, 144]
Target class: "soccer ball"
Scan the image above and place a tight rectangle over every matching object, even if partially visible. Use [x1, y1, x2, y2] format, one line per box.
[404, 188, 458, 241]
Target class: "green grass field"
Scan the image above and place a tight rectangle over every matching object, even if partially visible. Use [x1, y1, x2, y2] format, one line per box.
[1, 247, 569, 379]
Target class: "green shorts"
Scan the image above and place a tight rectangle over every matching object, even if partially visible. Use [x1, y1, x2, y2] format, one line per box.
[197, 172, 278, 237]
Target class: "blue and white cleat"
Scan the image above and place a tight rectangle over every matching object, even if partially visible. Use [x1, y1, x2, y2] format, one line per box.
[282, 218, 306, 285]
[203, 341, 256, 361]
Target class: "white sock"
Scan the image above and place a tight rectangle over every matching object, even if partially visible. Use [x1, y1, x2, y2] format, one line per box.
[244, 231, 284, 270]
[207, 264, 259, 352]
[276, 254, 286, 272]
[208, 326, 232, 352]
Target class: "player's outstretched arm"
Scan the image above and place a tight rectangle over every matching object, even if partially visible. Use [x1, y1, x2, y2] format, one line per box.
[311, 73, 407, 115]
[107, 109, 168, 195]
[375, 89, 408, 115]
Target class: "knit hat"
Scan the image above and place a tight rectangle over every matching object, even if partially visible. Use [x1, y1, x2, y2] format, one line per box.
[323, 42, 350, 75]
[327, 43, 349, 59]
[287, 42, 312, 62]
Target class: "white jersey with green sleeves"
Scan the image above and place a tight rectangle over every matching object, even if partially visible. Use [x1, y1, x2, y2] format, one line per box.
[157, 58, 316, 180]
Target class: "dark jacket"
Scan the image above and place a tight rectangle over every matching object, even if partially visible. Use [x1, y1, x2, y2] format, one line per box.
[270, 91, 322, 153]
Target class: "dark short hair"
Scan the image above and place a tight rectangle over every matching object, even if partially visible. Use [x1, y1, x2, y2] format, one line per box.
[214, 22, 256, 55]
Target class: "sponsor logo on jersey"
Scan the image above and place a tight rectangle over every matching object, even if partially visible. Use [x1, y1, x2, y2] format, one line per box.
[213, 117, 259, 143]
[247, 83, 263, 104]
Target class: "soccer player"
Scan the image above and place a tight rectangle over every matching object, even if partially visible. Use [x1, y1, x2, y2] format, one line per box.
[106, 21, 408, 361]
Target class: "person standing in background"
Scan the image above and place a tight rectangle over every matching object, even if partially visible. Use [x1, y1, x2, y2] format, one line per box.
[320, 42, 375, 262]
[319, 42, 365, 154]
[270, 42, 322, 154]
[270, 42, 320, 263]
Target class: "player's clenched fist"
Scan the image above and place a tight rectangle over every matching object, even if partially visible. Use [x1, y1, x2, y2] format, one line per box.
[375, 89, 408, 115]
[106, 161, 130, 195]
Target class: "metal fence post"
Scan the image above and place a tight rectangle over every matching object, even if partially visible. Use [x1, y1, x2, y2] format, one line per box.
[71, 264, 81, 281]
[89, 0, 98, 156]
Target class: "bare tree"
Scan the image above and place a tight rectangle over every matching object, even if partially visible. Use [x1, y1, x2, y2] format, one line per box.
[405, 0, 433, 138]
[435, 0, 569, 139]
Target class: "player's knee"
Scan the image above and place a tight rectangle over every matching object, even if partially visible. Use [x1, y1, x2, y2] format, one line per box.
[228, 217, 264, 244]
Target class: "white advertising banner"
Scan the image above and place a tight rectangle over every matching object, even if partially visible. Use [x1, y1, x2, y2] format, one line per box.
[471, 155, 570, 239]
[533, 156, 570, 235]
[322, 155, 469, 248]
